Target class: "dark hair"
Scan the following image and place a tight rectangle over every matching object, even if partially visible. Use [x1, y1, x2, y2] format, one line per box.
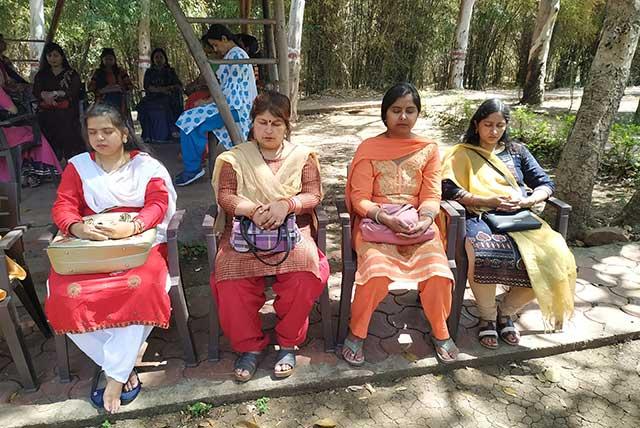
[249, 91, 292, 140]
[84, 103, 150, 153]
[235, 33, 260, 57]
[204, 24, 239, 45]
[381, 82, 421, 125]
[42, 42, 71, 71]
[462, 98, 511, 146]
[150, 48, 170, 67]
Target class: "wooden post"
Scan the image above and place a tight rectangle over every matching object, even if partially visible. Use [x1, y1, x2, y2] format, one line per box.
[163, 0, 243, 146]
[262, 0, 278, 85]
[240, 0, 253, 34]
[274, 0, 289, 96]
[40, 0, 65, 66]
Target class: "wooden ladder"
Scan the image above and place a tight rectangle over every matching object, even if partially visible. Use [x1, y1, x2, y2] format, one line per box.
[164, 0, 290, 147]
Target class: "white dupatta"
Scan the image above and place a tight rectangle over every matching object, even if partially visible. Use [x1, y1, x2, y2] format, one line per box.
[69, 152, 177, 244]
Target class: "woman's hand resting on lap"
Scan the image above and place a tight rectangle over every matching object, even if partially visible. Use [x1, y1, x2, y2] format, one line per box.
[94, 221, 136, 239]
[396, 218, 433, 239]
[253, 201, 289, 230]
[69, 222, 109, 241]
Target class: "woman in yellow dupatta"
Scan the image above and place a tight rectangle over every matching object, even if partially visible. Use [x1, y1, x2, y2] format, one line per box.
[342, 83, 457, 366]
[211, 91, 329, 382]
[441, 99, 576, 350]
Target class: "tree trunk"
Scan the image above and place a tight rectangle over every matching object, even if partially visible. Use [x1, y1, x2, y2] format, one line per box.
[287, 0, 305, 121]
[552, 0, 640, 239]
[138, 0, 151, 90]
[447, 0, 476, 89]
[634, 96, 640, 124]
[616, 186, 640, 225]
[240, 0, 253, 35]
[521, 0, 560, 105]
[29, 0, 45, 78]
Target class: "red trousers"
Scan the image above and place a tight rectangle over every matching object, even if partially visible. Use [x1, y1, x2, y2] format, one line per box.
[213, 270, 326, 352]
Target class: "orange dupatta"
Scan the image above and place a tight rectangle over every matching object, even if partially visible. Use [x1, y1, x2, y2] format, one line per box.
[345, 135, 436, 214]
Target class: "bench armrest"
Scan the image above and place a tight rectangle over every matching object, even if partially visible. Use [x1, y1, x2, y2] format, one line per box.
[546, 197, 571, 238]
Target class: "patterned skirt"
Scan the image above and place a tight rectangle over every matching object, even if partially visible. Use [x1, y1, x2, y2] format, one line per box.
[466, 216, 532, 288]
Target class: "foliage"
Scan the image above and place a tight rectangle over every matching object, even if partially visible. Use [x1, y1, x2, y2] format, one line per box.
[432, 98, 477, 138]
[509, 107, 574, 166]
[100, 421, 113, 428]
[601, 123, 640, 180]
[255, 397, 270, 415]
[187, 401, 212, 418]
[179, 243, 207, 260]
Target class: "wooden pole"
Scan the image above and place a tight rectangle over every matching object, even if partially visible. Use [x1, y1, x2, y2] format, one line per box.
[262, 0, 278, 85]
[163, 0, 243, 146]
[40, 0, 65, 66]
[287, 0, 305, 120]
[240, 0, 253, 34]
[274, 0, 289, 95]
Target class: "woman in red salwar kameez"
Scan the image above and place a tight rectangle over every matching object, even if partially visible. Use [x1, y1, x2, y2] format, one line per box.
[45, 103, 176, 413]
[211, 91, 329, 382]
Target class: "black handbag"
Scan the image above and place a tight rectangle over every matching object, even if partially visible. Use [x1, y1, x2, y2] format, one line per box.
[472, 149, 542, 233]
[482, 210, 542, 233]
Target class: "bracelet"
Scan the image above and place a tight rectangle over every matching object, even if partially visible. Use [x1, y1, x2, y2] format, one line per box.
[374, 208, 382, 224]
[132, 218, 145, 234]
[419, 210, 436, 222]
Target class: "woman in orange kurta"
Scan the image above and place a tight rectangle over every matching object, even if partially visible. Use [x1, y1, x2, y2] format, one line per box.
[343, 83, 458, 365]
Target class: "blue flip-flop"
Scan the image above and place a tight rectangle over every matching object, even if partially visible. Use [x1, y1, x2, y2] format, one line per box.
[120, 369, 142, 405]
[89, 370, 142, 409]
[90, 371, 106, 409]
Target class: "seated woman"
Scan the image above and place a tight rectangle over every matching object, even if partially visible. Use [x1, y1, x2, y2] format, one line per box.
[33, 42, 85, 161]
[342, 83, 458, 366]
[45, 103, 177, 413]
[175, 24, 257, 187]
[441, 99, 576, 350]
[211, 91, 328, 382]
[0, 86, 61, 185]
[0, 33, 30, 98]
[88, 48, 134, 117]
[137, 48, 183, 143]
[183, 35, 221, 111]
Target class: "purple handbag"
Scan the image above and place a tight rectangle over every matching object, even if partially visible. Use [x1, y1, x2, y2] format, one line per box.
[231, 213, 301, 266]
[360, 204, 435, 245]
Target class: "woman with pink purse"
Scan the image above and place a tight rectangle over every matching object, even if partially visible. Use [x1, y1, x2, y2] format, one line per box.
[211, 91, 329, 382]
[342, 83, 458, 366]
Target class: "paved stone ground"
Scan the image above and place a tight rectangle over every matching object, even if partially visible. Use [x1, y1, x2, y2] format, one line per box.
[1, 89, 640, 427]
[112, 339, 640, 428]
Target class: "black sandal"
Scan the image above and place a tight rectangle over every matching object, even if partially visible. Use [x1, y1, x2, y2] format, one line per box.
[497, 315, 520, 346]
[234, 352, 262, 383]
[429, 335, 459, 364]
[478, 321, 499, 350]
[274, 349, 296, 378]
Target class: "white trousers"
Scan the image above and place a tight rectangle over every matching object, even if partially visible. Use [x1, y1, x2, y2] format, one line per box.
[68, 325, 153, 383]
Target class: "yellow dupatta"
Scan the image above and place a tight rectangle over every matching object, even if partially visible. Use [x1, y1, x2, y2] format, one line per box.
[441, 143, 576, 325]
[211, 141, 322, 233]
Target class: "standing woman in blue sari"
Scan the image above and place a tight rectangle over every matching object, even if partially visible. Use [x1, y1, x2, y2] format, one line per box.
[137, 48, 183, 143]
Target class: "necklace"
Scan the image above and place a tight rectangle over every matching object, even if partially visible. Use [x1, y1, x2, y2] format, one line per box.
[96, 152, 129, 172]
[258, 142, 285, 161]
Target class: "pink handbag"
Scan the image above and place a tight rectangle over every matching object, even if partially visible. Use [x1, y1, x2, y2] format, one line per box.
[360, 204, 435, 245]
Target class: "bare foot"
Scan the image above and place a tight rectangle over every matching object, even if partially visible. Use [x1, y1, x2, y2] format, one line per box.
[103, 376, 124, 414]
[123, 371, 139, 392]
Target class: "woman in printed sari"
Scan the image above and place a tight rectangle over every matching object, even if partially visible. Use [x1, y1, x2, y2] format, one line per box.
[0, 86, 62, 185]
[211, 91, 328, 382]
[33, 42, 85, 161]
[88, 48, 134, 117]
[441, 99, 576, 350]
[342, 83, 458, 366]
[45, 103, 176, 413]
[137, 48, 183, 143]
[174, 24, 257, 187]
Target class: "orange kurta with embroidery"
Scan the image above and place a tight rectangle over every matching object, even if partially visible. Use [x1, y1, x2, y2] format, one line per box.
[346, 136, 453, 286]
